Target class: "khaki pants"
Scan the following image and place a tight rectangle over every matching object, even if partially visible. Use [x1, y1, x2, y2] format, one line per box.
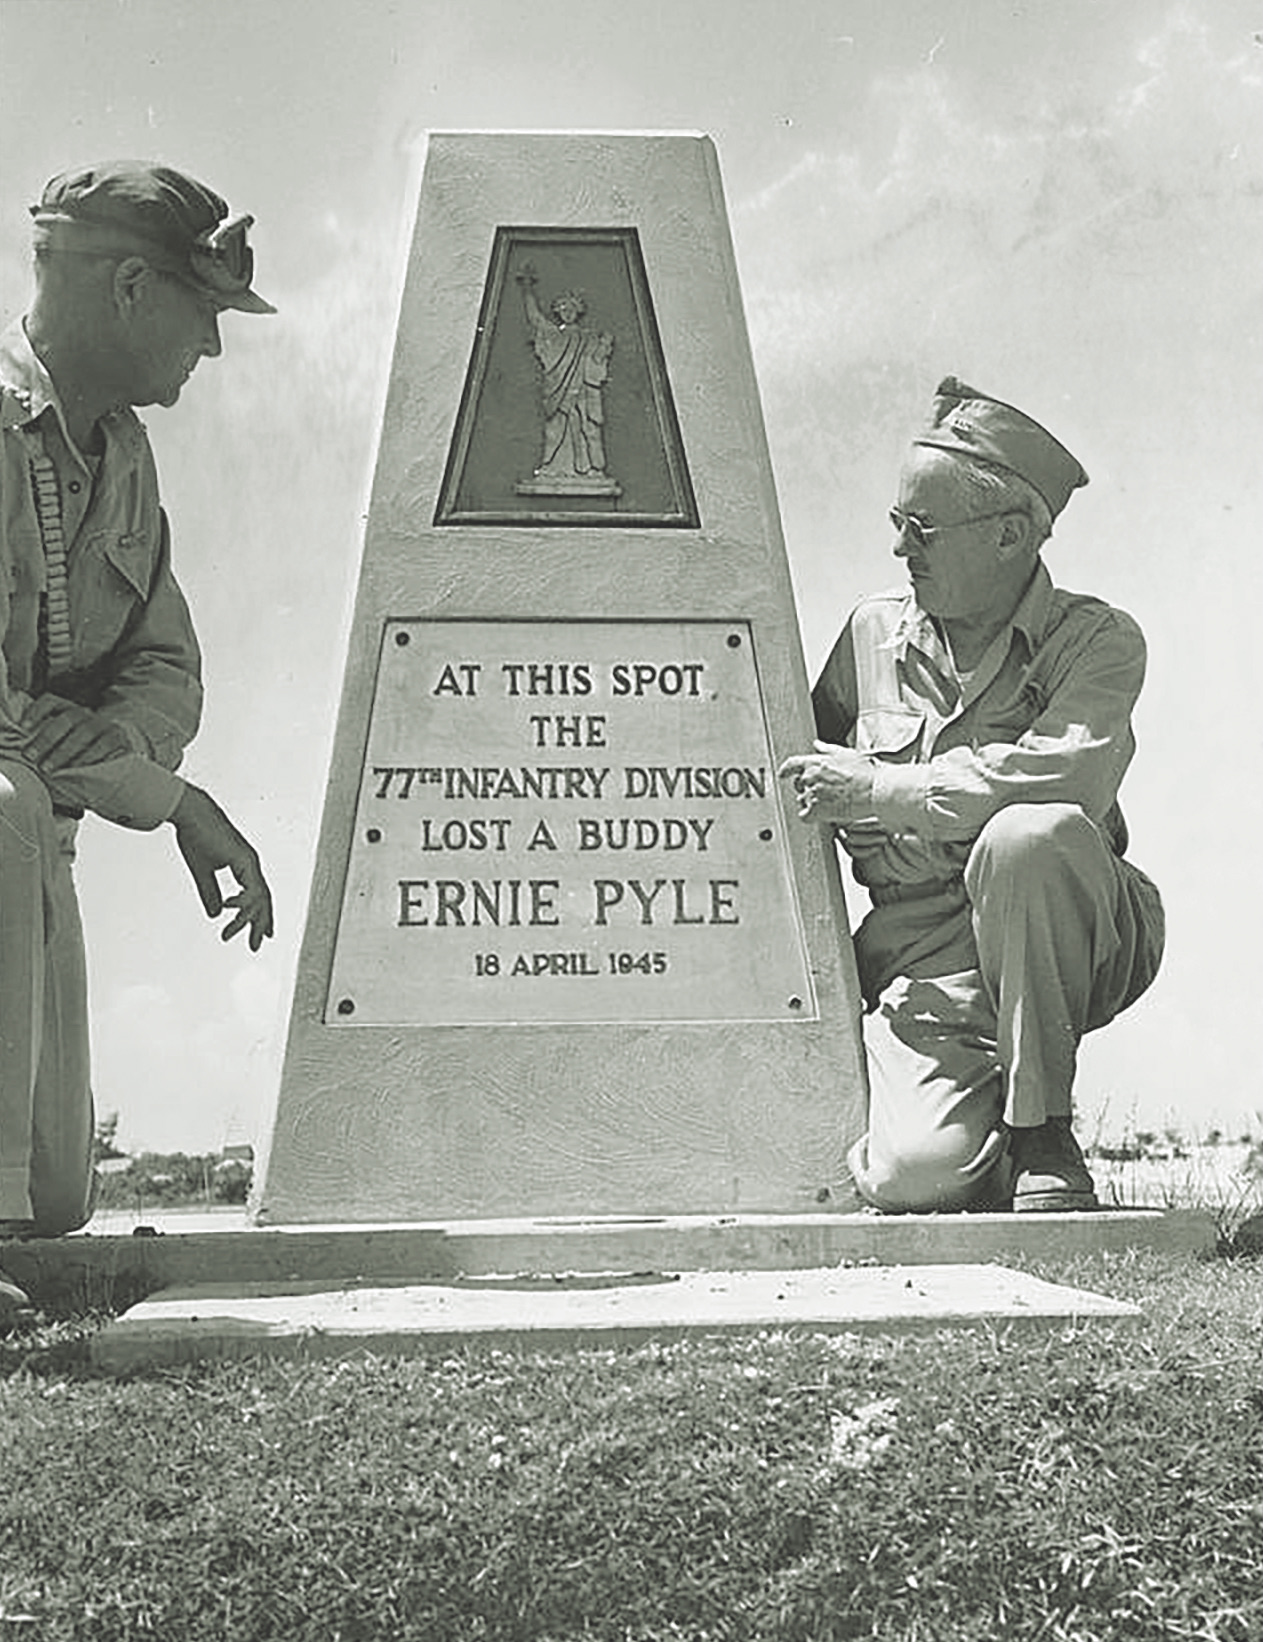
[848, 804, 1164, 1212]
[0, 760, 93, 1235]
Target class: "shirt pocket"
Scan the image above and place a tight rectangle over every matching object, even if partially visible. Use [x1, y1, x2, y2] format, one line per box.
[855, 707, 924, 760]
[973, 677, 1046, 744]
[71, 529, 158, 663]
[102, 531, 157, 600]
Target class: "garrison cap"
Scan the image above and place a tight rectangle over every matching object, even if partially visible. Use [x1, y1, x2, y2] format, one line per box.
[913, 376, 1087, 517]
[30, 160, 275, 315]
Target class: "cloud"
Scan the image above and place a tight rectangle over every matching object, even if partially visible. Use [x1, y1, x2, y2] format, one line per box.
[730, 5, 1263, 630]
[93, 964, 285, 1153]
[737, 5, 1262, 377]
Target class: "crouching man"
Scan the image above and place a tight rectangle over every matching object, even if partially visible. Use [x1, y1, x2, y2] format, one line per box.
[780, 378, 1163, 1213]
[0, 162, 277, 1310]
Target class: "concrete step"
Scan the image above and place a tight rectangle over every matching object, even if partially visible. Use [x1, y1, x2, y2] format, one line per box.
[90, 1262, 1142, 1371]
[9, 1208, 1212, 1314]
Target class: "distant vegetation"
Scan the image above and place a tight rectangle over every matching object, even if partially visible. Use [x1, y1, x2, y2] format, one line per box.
[92, 1152, 251, 1210]
[87, 1113, 1262, 1218]
[91, 1114, 251, 1210]
[1088, 1123, 1259, 1165]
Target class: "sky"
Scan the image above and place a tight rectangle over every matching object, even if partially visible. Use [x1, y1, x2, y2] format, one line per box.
[0, 0, 1260, 1154]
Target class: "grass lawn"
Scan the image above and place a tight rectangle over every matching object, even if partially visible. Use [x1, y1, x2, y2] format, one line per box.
[1, 1246, 1261, 1642]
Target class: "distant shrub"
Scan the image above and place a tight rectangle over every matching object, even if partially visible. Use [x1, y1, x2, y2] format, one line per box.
[1092, 1139, 1145, 1162]
[92, 1111, 126, 1164]
[93, 1152, 253, 1210]
[212, 1160, 252, 1204]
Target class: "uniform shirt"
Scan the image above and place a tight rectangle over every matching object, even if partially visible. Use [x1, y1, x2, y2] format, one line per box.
[0, 321, 202, 828]
[811, 560, 1144, 897]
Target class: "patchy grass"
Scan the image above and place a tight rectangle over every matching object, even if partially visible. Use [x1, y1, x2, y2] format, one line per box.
[1087, 1137, 1263, 1252]
[1, 1247, 1261, 1641]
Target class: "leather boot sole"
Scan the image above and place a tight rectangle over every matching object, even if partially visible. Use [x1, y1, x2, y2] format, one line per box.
[1012, 1188, 1099, 1213]
[0, 1272, 31, 1315]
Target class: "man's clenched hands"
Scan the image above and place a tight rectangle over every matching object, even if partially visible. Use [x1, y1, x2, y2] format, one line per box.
[171, 785, 274, 950]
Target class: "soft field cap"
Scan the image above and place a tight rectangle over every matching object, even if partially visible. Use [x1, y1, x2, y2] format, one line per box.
[30, 160, 275, 315]
[914, 376, 1087, 517]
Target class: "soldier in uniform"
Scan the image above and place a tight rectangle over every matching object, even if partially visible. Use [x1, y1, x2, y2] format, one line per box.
[781, 378, 1163, 1213]
[0, 162, 277, 1312]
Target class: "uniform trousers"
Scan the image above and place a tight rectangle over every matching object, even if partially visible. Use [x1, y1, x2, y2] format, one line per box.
[847, 803, 1164, 1212]
[0, 758, 93, 1235]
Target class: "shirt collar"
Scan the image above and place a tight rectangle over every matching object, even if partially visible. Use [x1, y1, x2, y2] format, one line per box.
[881, 558, 1056, 661]
[0, 319, 62, 429]
[1008, 558, 1055, 648]
[0, 317, 145, 472]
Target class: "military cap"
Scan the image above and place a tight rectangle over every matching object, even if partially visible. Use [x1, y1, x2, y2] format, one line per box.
[30, 160, 275, 315]
[913, 375, 1087, 517]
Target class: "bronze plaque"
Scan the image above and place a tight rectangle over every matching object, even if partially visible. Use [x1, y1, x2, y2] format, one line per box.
[435, 228, 698, 527]
[326, 620, 815, 1025]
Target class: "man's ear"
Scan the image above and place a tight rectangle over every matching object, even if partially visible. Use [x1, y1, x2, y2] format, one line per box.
[997, 511, 1034, 563]
[112, 256, 154, 316]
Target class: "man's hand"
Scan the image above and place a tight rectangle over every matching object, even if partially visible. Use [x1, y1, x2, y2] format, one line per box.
[171, 785, 274, 951]
[22, 696, 133, 771]
[778, 741, 876, 825]
[837, 819, 890, 866]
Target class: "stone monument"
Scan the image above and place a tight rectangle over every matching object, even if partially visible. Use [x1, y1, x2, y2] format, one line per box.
[253, 132, 867, 1225]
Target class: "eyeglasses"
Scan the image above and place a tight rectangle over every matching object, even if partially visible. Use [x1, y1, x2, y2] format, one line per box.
[888, 505, 1017, 550]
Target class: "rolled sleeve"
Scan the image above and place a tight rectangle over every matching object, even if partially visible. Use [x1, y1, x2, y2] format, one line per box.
[43, 754, 186, 830]
[868, 611, 1146, 842]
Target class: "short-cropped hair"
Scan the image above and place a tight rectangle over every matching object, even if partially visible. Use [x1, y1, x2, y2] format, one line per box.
[943, 456, 1054, 546]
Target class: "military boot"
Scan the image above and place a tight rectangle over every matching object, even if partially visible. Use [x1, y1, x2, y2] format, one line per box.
[1009, 1118, 1098, 1212]
[0, 1267, 30, 1319]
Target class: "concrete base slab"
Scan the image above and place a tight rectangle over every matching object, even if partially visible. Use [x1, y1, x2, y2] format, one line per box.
[6, 1207, 1212, 1315]
[90, 1263, 1140, 1371]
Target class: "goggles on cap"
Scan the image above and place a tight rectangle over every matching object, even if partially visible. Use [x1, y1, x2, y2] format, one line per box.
[188, 214, 256, 300]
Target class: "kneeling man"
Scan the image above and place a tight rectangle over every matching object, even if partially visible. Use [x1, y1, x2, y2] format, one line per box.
[0, 162, 275, 1312]
[781, 378, 1163, 1213]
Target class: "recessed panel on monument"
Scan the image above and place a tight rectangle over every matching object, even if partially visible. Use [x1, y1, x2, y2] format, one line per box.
[326, 618, 813, 1026]
[436, 227, 697, 527]
[255, 132, 867, 1226]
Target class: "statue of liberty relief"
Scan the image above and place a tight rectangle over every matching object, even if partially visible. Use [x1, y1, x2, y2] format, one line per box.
[513, 264, 622, 497]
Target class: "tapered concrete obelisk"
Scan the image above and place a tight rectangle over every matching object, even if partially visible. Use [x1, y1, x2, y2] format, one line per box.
[254, 132, 867, 1224]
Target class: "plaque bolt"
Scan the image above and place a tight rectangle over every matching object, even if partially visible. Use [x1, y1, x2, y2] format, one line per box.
[726, 633, 742, 648]
[759, 828, 773, 841]
[787, 995, 804, 1011]
[366, 828, 382, 844]
[336, 998, 356, 1016]
[395, 630, 411, 647]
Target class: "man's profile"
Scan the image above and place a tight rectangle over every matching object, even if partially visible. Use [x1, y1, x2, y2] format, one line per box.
[781, 377, 1164, 1214]
[0, 161, 276, 1311]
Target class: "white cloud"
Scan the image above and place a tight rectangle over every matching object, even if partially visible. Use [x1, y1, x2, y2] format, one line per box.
[732, 6, 1263, 571]
[737, 4, 1263, 378]
[92, 964, 285, 1154]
